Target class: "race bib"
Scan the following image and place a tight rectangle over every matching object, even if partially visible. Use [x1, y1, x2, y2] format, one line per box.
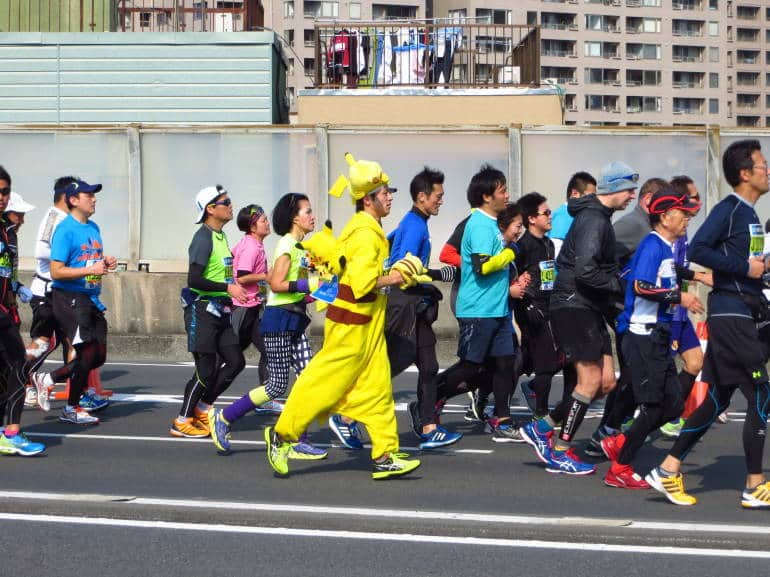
[223, 256, 234, 284]
[539, 260, 556, 291]
[84, 259, 102, 290]
[749, 224, 764, 258]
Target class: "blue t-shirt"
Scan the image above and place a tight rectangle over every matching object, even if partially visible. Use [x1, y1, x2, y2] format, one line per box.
[617, 232, 678, 335]
[387, 208, 431, 266]
[50, 214, 104, 295]
[548, 202, 573, 240]
[456, 209, 509, 318]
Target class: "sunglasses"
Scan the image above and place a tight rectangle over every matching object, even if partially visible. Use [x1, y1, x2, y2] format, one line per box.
[607, 173, 639, 184]
[537, 209, 552, 217]
[209, 197, 232, 207]
[0, 187, 10, 196]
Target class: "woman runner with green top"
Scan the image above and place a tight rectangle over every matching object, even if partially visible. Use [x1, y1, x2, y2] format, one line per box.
[209, 193, 327, 459]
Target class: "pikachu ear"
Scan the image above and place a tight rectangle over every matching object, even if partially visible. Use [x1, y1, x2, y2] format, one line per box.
[344, 152, 356, 166]
[329, 174, 349, 198]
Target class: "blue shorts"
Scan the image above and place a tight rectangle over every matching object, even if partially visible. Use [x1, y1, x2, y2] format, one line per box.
[669, 318, 700, 355]
[457, 316, 515, 363]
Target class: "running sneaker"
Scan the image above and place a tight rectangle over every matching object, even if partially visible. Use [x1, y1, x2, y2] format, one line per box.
[659, 418, 684, 438]
[288, 434, 328, 460]
[604, 463, 650, 489]
[31, 373, 51, 412]
[490, 421, 526, 444]
[208, 408, 231, 453]
[23, 387, 37, 408]
[407, 401, 422, 439]
[546, 448, 596, 476]
[80, 392, 109, 413]
[469, 390, 488, 422]
[520, 421, 553, 464]
[584, 427, 609, 458]
[60, 406, 99, 425]
[193, 407, 210, 432]
[372, 452, 421, 480]
[419, 425, 463, 450]
[621, 416, 636, 432]
[519, 379, 538, 414]
[600, 433, 626, 462]
[328, 414, 363, 450]
[0, 432, 46, 456]
[264, 425, 290, 476]
[169, 417, 208, 438]
[254, 399, 285, 415]
[645, 468, 697, 506]
[741, 481, 770, 509]
[717, 411, 729, 424]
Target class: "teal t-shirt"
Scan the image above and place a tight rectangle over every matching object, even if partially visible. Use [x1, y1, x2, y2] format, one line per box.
[456, 209, 509, 318]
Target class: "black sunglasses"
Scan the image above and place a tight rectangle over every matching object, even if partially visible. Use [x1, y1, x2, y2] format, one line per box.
[0, 187, 10, 196]
[209, 197, 232, 207]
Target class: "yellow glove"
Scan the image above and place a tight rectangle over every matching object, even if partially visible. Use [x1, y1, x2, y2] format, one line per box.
[297, 221, 345, 276]
[412, 273, 433, 285]
[391, 253, 426, 283]
[472, 247, 516, 275]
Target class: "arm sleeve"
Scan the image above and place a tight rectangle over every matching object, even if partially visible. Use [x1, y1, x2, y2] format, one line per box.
[188, 263, 228, 293]
[572, 221, 622, 295]
[471, 248, 515, 275]
[346, 228, 382, 299]
[675, 264, 695, 282]
[634, 279, 681, 304]
[687, 202, 751, 277]
[439, 243, 461, 267]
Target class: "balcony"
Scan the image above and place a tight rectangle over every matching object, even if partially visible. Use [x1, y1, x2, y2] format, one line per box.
[737, 51, 760, 65]
[737, 29, 759, 43]
[673, 72, 704, 88]
[737, 7, 760, 20]
[672, 21, 703, 36]
[673, 97, 704, 114]
[626, 0, 641, 6]
[737, 116, 761, 127]
[541, 14, 578, 30]
[672, 49, 704, 63]
[672, 1, 701, 10]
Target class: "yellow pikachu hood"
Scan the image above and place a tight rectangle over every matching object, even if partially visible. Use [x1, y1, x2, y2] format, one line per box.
[329, 152, 394, 202]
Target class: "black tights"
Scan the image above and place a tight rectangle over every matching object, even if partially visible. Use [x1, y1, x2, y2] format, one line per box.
[180, 345, 245, 418]
[530, 371, 557, 417]
[671, 381, 769, 474]
[68, 342, 106, 406]
[0, 322, 31, 426]
[618, 399, 683, 465]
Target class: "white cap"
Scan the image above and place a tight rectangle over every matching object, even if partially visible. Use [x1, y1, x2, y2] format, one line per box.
[6, 191, 35, 213]
[194, 185, 226, 224]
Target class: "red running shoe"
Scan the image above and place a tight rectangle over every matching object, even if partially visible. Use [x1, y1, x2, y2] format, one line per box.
[604, 463, 651, 490]
[600, 433, 626, 462]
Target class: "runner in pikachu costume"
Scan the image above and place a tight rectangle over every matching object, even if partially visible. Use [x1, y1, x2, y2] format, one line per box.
[265, 153, 425, 480]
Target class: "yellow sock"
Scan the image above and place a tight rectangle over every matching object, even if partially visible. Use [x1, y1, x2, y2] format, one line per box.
[249, 386, 270, 407]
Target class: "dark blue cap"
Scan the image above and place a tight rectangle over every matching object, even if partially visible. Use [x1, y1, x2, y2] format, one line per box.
[56, 179, 102, 198]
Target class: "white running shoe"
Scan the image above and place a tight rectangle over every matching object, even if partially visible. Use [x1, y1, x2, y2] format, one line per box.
[31, 373, 51, 412]
[23, 387, 37, 408]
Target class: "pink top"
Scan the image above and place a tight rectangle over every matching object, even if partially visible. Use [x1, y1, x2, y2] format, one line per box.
[231, 234, 268, 307]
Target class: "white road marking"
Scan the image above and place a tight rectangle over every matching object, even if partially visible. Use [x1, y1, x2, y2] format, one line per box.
[23, 431, 494, 455]
[0, 511, 768, 559]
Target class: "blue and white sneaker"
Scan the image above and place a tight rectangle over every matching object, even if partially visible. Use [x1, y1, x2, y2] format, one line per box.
[546, 448, 596, 476]
[254, 399, 285, 415]
[520, 421, 553, 464]
[419, 425, 462, 450]
[328, 414, 363, 450]
[79, 392, 109, 413]
[0, 432, 46, 456]
[208, 408, 231, 454]
[288, 434, 328, 460]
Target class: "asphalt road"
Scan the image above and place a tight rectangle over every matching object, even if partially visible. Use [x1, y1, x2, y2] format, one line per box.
[1, 361, 768, 577]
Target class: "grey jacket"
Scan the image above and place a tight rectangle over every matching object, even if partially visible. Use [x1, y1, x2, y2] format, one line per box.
[613, 203, 651, 269]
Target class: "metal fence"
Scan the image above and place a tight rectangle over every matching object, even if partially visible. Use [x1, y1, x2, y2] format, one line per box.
[117, 0, 263, 32]
[2, 125, 767, 273]
[313, 22, 539, 89]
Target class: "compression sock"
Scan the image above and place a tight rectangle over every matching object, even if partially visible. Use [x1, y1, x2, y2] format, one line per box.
[222, 386, 269, 424]
[558, 391, 592, 444]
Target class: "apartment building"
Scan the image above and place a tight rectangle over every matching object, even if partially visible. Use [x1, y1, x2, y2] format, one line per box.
[264, 0, 426, 111]
[432, 0, 769, 127]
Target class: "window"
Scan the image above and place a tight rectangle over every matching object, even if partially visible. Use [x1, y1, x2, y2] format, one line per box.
[305, 1, 338, 18]
[709, 47, 719, 62]
[476, 8, 511, 24]
[287, 30, 294, 46]
[708, 21, 718, 35]
[448, 9, 466, 23]
[139, 12, 151, 28]
[642, 18, 661, 32]
[288, 58, 294, 75]
[157, 11, 170, 27]
[642, 0, 661, 5]
[304, 29, 315, 46]
[709, 0, 718, 8]
[527, 11, 537, 26]
[626, 96, 661, 113]
[584, 41, 601, 57]
[349, 2, 361, 18]
[585, 15, 602, 30]
[284, 1, 294, 17]
[709, 72, 719, 88]
[709, 98, 719, 114]
[304, 58, 315, 75]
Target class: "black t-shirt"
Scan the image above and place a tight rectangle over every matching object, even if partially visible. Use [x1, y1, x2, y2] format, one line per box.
[517, 230, 556, 310]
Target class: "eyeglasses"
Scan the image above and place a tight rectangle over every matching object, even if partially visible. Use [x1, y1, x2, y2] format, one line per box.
[537, 209, 552, 217]
[0, 187, 10, 196]
[209, 198, 232, 207]
[606, 173, 639, 184]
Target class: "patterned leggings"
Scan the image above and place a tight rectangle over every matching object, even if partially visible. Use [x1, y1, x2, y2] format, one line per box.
[263, 331, 313, 399]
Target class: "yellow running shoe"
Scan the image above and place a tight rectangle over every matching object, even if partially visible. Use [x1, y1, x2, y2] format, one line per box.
[193, 407, 210, 434]
[645, 468, 697, 506]
[170, 417, 209, 439]
[265, 426, 290, 477]
[741, 481, 770, 509]
[372, 452, 421, 480]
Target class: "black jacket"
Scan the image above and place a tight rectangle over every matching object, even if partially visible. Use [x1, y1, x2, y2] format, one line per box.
[550, 195, 624, 315]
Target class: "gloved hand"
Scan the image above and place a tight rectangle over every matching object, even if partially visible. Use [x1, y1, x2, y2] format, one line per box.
[17, 285, 33, 303]
[391, 253, 426, 283]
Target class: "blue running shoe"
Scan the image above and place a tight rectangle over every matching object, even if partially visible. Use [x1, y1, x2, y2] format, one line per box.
[419, 425, 462, 450]
[328, 414, 363, 450]
[520, 422, 552, 464]
[79, 392, 109, 413]
[288, 433, 328, 460]
[546, 448, 596, 476]
[254, 399, 285, 415]
[0, 432, 46, 456]
[208, 408, 231, 454]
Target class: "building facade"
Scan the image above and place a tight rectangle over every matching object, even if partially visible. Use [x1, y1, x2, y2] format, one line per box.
[432, 0, 768, 127]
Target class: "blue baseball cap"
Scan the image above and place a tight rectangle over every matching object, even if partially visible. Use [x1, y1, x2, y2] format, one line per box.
[56, 179, 103, 199]
[597, 161, 639, 194]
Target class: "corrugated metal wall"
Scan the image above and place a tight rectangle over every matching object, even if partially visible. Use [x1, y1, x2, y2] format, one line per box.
[0, 32, 287, 124]
[0, 0, 115, 32]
